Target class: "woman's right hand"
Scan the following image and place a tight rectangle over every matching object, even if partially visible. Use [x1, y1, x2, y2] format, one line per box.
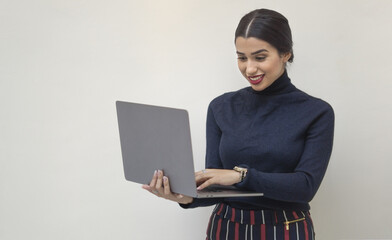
[142, 170, 194, 205]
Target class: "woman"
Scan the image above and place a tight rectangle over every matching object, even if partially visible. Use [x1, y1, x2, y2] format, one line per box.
[143, 8, 334, 240]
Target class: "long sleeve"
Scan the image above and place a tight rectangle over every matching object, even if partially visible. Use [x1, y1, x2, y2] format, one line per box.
[179, 105, 225, 209]
[235, 104, 334, 203]
[205, 104, 225, 169]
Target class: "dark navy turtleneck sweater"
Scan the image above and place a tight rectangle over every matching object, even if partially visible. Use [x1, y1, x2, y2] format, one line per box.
[182, 71, 334, 211]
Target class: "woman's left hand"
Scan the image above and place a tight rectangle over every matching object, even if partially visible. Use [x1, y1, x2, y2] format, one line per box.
[195, 169, 241, 190]
[142, 170, 194, 205]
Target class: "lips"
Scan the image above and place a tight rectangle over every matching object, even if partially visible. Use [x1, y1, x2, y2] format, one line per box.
[247, 74, 265, 85]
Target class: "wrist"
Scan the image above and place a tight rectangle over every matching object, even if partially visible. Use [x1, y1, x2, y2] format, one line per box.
[179, 197, 193, 205]
[233, 166, 248, 183]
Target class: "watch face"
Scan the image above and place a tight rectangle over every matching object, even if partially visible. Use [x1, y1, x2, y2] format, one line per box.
[234, 166, 246, 172]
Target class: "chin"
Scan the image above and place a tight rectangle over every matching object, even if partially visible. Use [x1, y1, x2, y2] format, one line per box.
[251, 84, 267, 92]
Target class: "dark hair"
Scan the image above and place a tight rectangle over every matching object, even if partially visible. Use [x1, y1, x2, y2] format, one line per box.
[235, 9, 294, 62]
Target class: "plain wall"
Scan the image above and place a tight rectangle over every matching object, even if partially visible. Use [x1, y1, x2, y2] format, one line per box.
[1, 0, 391, 239]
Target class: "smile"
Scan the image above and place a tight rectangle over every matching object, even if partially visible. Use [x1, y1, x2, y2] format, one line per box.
[247, 74, 265, 85]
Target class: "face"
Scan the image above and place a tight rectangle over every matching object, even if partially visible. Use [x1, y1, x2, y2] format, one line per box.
[235, 37, 291, 92]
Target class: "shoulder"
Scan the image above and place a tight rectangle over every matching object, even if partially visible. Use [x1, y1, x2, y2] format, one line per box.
[294, 89, 335, 123]
[305, 91, 333, 114]
[209, 87, 250, 109]
[289, 87, 333, 110]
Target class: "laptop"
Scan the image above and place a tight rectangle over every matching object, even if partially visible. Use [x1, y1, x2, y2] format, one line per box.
[116, 101, 263, 198]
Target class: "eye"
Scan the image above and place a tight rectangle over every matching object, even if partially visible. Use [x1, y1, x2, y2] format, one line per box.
[237, 56, 247, 61]
[255, 56, 266, 61]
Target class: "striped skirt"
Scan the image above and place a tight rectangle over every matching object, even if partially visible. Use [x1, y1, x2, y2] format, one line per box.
[206, 203, 315, 240]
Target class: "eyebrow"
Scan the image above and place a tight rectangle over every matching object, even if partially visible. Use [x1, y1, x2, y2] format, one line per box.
[236, 49, 268, 55]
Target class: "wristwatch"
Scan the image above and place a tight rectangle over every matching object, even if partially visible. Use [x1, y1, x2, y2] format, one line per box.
[233, 166, 248, 182]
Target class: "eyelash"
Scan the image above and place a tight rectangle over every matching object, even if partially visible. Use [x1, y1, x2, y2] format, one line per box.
[237, 56, 266, 61]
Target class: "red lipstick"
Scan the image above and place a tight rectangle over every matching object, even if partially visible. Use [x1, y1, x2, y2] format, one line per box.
[247, 74, 264, 85]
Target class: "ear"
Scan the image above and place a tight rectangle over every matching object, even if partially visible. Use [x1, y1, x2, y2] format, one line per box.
[281, 52, 292, 63]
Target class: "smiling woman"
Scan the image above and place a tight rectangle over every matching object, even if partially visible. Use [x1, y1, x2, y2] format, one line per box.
[235, 37, 291, 92]
[234, 9, 294, 92]
[143, 8, 335, 240]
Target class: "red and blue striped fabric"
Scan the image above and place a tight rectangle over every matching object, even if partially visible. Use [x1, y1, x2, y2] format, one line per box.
[206, 203, 315, 240]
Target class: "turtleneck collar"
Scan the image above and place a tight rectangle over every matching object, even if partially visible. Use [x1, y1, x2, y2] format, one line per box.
[247, 70, 296, 95]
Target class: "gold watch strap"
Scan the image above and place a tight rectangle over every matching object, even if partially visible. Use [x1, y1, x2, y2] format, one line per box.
[233, 166, 248, 182]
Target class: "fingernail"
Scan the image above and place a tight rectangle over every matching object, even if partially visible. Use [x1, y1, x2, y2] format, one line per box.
[163, 176, 168, 182]
[154, 170, 158, 176]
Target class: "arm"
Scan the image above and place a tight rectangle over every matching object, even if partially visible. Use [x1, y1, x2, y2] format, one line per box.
[236, 105, 335, 203]
[179, 104, 227, 208]
[142, 170, 194, 204]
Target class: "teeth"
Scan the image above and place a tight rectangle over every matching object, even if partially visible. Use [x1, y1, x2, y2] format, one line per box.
[249, 75, 263, 81]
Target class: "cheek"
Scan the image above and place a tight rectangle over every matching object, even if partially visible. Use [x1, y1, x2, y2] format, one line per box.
[237, 62, 246, 75]
[267, 59, 284, 73]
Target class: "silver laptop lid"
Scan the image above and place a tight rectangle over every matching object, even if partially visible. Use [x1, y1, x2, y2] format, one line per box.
[116, 101, 198, 197]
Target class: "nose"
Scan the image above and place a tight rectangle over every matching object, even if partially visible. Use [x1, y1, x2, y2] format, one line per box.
[246, 60, 258, 76]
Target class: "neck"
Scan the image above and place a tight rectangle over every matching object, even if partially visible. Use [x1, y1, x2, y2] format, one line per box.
[249, 70, 295, 95]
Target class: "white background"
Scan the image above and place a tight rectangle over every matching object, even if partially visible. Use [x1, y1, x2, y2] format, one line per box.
[1, 0, 391, 239]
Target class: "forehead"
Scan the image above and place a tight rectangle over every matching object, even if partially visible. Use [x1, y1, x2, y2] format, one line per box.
[235, 37, 277, 54]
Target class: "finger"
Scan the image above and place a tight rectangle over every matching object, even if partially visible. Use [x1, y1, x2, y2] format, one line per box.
[195, 172, 203, 180]
[196, 178, 204, 186]
[196, 173, 212, 186]
[196, 175, 209, 185]
[195, 170, 210, 182]
[155, 170, 163, 192]
[163, 176, 171, 196]
[175, 194, 184, 200]
[149, 170, 158, 188]
[197, 179, 215, 190]
[195, 169, 209, 177]
[174, 193, 193, 205]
